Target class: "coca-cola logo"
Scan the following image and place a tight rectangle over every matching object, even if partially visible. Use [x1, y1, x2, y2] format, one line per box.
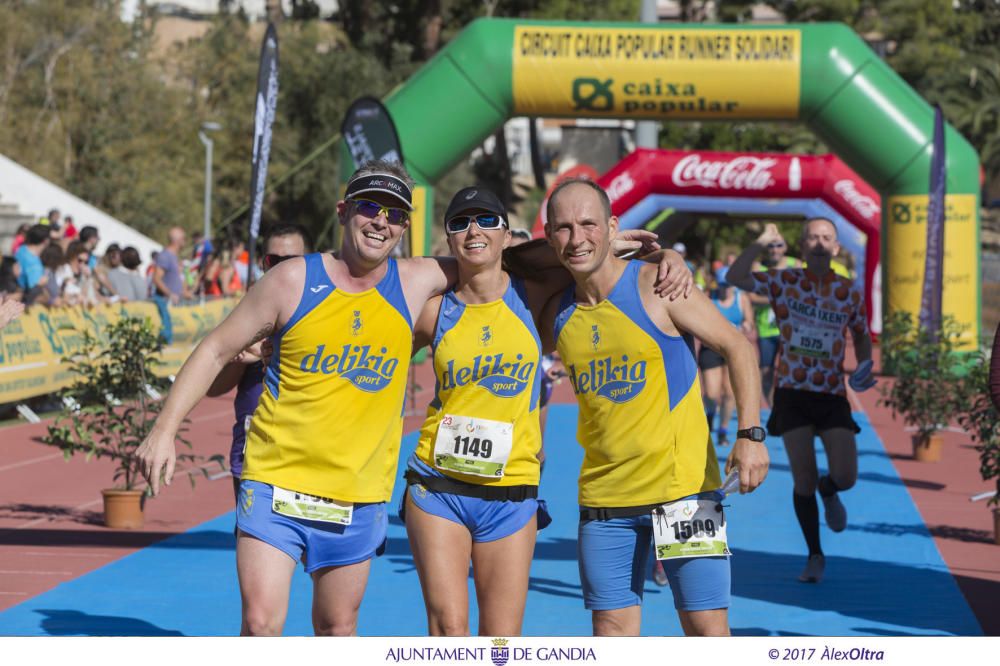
[834, 180, 880, 220]
[671, 155, 776, 191]
[607, 172, 635, 203]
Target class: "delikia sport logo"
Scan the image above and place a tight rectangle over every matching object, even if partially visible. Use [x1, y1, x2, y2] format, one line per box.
[568, 355, 647, 403]
[299, 343, 400, 392]
[441, 353, 536, 398]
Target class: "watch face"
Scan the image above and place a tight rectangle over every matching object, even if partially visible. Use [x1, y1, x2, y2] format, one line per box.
[740, 427, 766, 442]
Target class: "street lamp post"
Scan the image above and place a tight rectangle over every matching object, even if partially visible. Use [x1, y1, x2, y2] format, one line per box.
[197, 122, 222, 305]
[197, 121, 223, 255]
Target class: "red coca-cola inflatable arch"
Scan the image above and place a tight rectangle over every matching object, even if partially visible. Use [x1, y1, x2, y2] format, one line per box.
[532, 148, 881, 329]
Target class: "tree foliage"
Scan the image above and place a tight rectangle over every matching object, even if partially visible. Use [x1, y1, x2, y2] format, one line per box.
[0, 0, 997, 251]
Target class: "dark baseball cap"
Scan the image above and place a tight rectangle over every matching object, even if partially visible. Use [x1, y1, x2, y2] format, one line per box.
[445, 187, 506, 222]
[345, 172, 413, 210]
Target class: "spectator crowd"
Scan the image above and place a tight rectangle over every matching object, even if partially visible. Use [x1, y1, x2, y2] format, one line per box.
[0, 208, 253, 316]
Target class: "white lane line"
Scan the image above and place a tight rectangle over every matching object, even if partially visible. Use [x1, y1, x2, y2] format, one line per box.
[0, 591, 29, 596]
[13, 456, 227, 530]
[0, 453, 63, 474]
[0, 403, 232, 435]
[0, 570, 73, 575]
[14, 498, 102, 530]
[0, 408, 232, 476]
[20, 551, 112, 558]
[189, 408, 234, 424]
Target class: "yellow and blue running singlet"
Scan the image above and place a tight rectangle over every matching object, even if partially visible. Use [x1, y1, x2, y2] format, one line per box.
[554, 261, 720, 508]
[243, 253, 413, 503]
[415, 277, 542, 487]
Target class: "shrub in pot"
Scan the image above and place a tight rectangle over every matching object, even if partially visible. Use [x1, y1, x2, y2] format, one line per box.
[42, 313, 222, 528]
[879, 311, 964, 462]
[955, 353, 1000, 545]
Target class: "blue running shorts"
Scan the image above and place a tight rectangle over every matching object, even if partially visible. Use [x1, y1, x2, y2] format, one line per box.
[236, 480, 387, 573]
[578, 494, 731, 612]
[758, 335, 780, 368]
[403, 455, 541, 543]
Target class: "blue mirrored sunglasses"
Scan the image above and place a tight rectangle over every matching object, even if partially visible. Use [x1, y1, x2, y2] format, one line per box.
[352, 198, 410, 226]
[445, 214, 506, 235]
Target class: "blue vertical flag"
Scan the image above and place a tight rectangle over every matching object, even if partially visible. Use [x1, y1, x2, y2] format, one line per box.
[246, 23, 279, 286]
[919, 105, 946, 332]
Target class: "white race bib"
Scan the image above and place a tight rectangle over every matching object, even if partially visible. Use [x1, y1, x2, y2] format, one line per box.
[271, 486, 353, 525]
[652, 497, 729, 560]
[789, 324, 835, 359]
[433, 413, 514, 478]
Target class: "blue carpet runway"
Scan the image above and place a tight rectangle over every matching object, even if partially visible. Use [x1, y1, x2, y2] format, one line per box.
[0, 405, 983, 636]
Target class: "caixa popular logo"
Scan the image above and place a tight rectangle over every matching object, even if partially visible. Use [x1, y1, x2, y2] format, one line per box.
[568, 355, 647, 403]
[299, 343, 399, 392]
[441, 353, 535, 398]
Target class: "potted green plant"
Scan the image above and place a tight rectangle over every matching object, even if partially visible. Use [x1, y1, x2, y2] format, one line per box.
[955, 353, 1000, 545]
[879, 311, 964, 462]
[42, 313, 222, 528]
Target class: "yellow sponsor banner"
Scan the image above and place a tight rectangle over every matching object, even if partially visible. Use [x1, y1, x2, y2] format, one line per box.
[0, 298, 237, 404]
[513, 27, 800, 120]
[409, 184, 429, 257]
[160, 298, 236, 373]
[885, 194, 979, 349]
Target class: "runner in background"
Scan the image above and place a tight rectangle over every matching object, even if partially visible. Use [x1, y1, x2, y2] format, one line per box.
[699, 266, 755, 447]
[728, 220, 876, 584]
[205, 223, 312, 501]
[748, 228, 801, 406]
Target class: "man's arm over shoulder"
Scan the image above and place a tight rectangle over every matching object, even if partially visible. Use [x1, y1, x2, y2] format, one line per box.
[398, 256, 457, 322]
[412, 294, 442, 353]
[537, 286, 567, 355]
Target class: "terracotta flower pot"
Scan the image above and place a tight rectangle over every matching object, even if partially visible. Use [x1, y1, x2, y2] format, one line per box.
[911, 432, 943, 463]
[102, 489, 145, 529]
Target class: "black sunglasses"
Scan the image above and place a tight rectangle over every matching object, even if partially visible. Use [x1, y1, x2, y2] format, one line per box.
[351, 198, 410, 226]
[263, 254, 298, 271]
[445, 214, 506, 235]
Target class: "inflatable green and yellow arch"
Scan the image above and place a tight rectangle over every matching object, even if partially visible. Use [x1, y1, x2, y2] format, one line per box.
[384, 20, 980, 347]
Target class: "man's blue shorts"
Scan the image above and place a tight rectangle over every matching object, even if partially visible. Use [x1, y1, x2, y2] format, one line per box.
[758, 335, 780, 368]
[236, 480, 387, 573]
[578, 494, 731, 612]
[402, 455, 541, 543]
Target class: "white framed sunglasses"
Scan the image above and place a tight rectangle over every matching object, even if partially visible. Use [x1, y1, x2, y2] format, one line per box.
[445, 213, 507, 235]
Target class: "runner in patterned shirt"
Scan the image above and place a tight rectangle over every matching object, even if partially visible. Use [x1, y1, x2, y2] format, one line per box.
[748, 232, 801, 406]
[727, 220, 876, 584]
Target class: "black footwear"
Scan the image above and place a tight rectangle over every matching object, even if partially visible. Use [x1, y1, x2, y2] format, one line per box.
[822, 493, 847, 532]
[798, 553, 826, 583]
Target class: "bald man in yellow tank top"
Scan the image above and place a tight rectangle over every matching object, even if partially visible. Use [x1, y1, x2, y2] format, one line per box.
[541, 180, 770, 637]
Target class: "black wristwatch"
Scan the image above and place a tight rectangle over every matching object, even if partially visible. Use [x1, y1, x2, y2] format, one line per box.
[736, 426, 767, 442]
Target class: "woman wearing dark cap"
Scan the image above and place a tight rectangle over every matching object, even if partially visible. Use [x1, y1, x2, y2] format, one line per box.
[402, 187, 692, 636]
